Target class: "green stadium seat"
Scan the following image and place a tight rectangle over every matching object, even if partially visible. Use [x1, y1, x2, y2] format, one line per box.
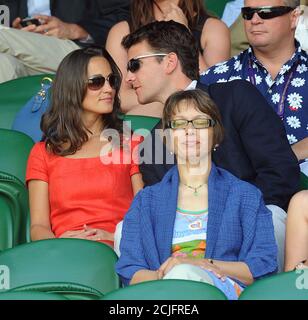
[0, 129, 34, 184]
[0, 171, 30, 248]
[300, 172, 308, 190]
[204, 0, 232, 18]
[0, 239, 120, 299]
[101, 279, 227, 300]
[239, 271, 308, 300]
[122, 114, 160, 134]
[12, 282, 103, 300]
[0, 290, 68, 300]
[0, 196, 14, 252]
[0, 74, 54, 130]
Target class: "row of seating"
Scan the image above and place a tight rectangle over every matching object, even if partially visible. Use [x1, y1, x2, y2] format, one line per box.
[0, 238, 307, 300]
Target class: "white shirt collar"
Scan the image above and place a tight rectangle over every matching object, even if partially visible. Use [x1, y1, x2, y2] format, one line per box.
[185, 80, 198, 91]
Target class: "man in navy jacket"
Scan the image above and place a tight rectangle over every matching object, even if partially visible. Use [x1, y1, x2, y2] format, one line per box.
[122, 21, 300, 272]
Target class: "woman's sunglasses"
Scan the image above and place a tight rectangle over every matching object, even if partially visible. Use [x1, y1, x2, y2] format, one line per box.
[241, 6, 294, 20]
[169, 118, 216, 130]
[87, 74, 120, 91]
[127, 53, 167, 73]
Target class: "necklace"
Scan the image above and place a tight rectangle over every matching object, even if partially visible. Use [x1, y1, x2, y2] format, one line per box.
[181, 182, 206, 196]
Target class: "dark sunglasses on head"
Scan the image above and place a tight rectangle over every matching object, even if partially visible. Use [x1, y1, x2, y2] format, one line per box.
[87, 74, 119, 91]
[241, 6, 294, 20]
[169, 118, 216, 130]
[127, 53, 167, 73]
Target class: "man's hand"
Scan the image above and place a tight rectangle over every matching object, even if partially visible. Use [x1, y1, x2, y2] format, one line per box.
[13, 15, 89, 40]
[162, 3, 189, 28]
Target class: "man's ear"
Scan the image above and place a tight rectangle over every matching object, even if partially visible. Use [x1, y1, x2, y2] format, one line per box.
[291, 7, 302, 29]
[164, 52, 179, 75]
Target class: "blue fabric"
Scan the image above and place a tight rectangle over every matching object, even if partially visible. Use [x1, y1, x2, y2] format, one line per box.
[116, 164, 278, 286]
[200, 42, 308, 146]
[12, 79, 51, 142]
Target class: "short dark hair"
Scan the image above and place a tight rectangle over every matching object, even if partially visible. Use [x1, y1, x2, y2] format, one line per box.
[122, 20, 199, 80]
[163, 89, 224, 148]
[41, 46, 123, 156]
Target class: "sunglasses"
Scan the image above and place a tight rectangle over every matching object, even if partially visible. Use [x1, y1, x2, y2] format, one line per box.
[87, 74, 119, 91]
[241, 6, 294, 20]
[170, 118, 216, 130]
[127, 53, 167, 73]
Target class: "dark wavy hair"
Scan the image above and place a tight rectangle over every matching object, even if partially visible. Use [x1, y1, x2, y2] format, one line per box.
[130, 0, 208, 32]
[41, 46, 123, 156]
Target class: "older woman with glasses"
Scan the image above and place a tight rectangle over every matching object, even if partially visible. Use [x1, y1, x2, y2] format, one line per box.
[26, 47, 143, 247]
[116, 89, 278, 300]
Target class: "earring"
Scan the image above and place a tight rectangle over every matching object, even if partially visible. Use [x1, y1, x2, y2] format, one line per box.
[213, 144, 219, 152]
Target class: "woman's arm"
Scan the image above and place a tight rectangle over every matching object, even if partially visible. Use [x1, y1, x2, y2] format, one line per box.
[131, 173, 144, 196]
[291, 137, 308, 161]
[210, 260, 253, 286]
[130, 270, 159, 285]
[28, 180, 55, 241]
[200, 18, 231, 70]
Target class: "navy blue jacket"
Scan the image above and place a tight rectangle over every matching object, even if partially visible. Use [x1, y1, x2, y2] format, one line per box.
[140, 80, 300, 211]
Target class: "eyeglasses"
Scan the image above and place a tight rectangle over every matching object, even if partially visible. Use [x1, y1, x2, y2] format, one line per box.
[127, 53, 167, 73]
[170, 118, 216, 130]
[241, 6, 294, 20]
[87, 74, 119, 91]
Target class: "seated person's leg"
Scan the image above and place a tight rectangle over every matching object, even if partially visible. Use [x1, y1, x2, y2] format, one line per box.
[0, 28, 79, 79]
[163, 264, 243, 300]
[266, 205, 287, 273]
[285, 191, 308, 271]
[0, 53, 30, 82]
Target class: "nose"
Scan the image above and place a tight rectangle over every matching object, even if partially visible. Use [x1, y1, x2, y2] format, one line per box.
[251, 12, 263, 24]
[103, 79, 113, 92]
[125, 70, 136, 85]
[185, 122, 196, 135]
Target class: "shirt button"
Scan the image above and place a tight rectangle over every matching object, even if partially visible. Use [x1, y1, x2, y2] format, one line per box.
[268, 89, 272, 94]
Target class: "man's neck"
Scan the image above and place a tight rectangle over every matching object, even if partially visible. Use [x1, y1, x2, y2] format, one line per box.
[252, 40, 296, 80]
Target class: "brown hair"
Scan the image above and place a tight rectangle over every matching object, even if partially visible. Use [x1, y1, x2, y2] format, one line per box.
[163, 89, 224, 147]
[130, 0, 208, 32]
[41, 46, 123, 156]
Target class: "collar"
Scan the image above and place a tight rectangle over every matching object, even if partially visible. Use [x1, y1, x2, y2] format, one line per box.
[185, 80, 198, 90]
[248, 41, 305, 76]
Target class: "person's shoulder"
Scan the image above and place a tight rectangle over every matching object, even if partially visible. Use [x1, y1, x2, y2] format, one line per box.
[30, 141, 47, 155]
[108, 20, 130, 37]
[202, 16, 229, 34]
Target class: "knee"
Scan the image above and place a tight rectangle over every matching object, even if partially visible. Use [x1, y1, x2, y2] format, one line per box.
[288, 191, 308, 220]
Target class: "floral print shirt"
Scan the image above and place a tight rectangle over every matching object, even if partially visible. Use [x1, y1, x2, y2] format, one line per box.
[200, 42, 308, 146]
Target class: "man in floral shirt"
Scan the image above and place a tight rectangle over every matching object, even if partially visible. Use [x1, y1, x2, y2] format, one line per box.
[201, 0, 308, 174]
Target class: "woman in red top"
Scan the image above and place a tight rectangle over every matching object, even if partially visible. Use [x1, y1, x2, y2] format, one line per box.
[26, 47, 144, 247]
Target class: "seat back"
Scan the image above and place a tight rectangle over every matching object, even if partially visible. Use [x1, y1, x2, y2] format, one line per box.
[0, 171, 30, 247]
[0, 196, 14, 251]
[12, 282, 103, 300]
[123, 115, 160, 134]
[101, 279, 227, 300]
[0, 239, 120, 296]
[0, 129, 34, 183]
[239, 271, 308, 300]
[0, 74, 53, 130]
[204, 0, 232, 17]
[0, 290, 68, 300]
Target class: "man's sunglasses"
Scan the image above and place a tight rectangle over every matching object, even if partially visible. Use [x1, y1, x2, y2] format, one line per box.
[87, 74, 120, 91]
[170, 118, 216, 130]
[127, 53, 167, 73]
[241, 6, 294, 20]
